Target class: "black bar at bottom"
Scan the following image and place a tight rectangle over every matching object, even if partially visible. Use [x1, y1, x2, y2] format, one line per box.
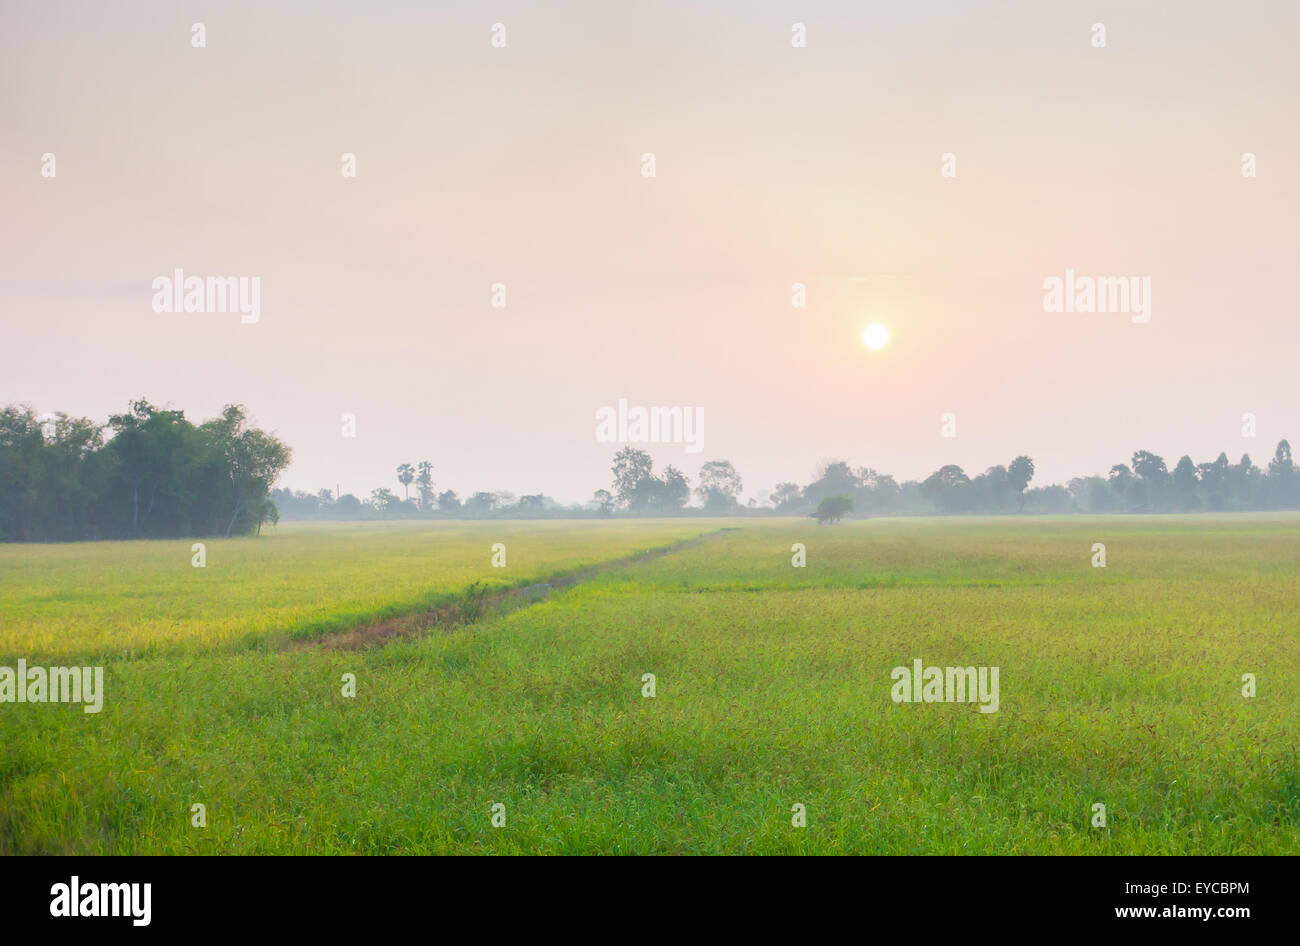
[0, 854, 1277, 934]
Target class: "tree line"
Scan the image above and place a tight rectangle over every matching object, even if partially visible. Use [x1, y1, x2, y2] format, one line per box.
[0, 401, 291, 541]
[273, 440, 1300, 522]
[5, 400, 1298, 539]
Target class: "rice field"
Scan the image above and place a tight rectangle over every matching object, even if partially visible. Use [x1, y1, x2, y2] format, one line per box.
[0, 520, 710, 660]
[1, 515, 1297, 854]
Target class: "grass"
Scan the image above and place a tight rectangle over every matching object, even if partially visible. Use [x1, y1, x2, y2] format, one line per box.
[0, 519, 711, 660]
[1, 514, 1297, 854]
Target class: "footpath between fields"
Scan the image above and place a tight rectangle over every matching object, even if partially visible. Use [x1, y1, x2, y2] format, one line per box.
[288, 527, 738, 652]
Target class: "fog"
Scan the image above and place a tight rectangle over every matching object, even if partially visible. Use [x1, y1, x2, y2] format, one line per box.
[3, 0, 1297, 505]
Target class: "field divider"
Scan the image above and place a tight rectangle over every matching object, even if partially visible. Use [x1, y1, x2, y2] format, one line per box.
[286, 527, 738, 652]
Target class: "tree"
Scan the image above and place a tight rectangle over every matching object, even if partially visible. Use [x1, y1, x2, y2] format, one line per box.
[1108, 463, 1133, 510]
[1172, 455, 1199, 509]
[592, 489, 614, 516]
[104, 400, 190, 537]
[466, 491, 498, 514]
[628, 474, 666, 512]
[980, 465, 1011, 511]
[660, 465, 690, 511]
[436, 489, 461, 511]
[771, 482, 803, 511]
[416, 461, 435, 509]
[696, 459, 743, 511]
[1229, 454, 1259, 508]
[1008, 455, 1035, 511]
[814, 494, 854, 524]
[201, 405, 292, 537]
[369, 487, 397, 515]
[1025, 484, 1071, 513]
[1268, 440, 1297, 507]
[920, 464, 971, 513]
[1198, 453, 1230, 509]
[611, 447, 653, 509]
[803, 460, 860, 505]
[0, 405, 109, 541]
[395, 463, 415, 501]
[1082, 475, 1119, 512]
[860, 470, 901, 514]
[1268, 439, 1294, 474]
[255, 496, 280, 535]
[1131, 450, 1170, 511]
[1131, 450, 1168, 481]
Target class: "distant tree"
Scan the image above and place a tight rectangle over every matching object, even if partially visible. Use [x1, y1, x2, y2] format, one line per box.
[814, 494, 854, 524]
[255, 496, 280, 535]
[466, 491, 498, 514]
[1066, 476, 1089, 511]
[201, 405, 292, 538]
[920, 464, 971, 513]
[660, 465, 691, 511]
[415, 461, 435, 509]
[803, 460, 861, 505]
[980, 465, 1011, 511]
[0, 405, 107, 540]
[611, 447, 654, 509]
[396, 463, 415, 501]
[270, 488, 319, 519]
[628, 475, 665, 512]
[860, 470, 902, 513]
[436, 489, 461, 511]
[771, 482, 803, 511]
[369, 487, 397, 515]
[1198, 453, 1230, 509]
[696, 459, 743, 511]
[1268, 439, 1293, 473]
[1172, 455, 1200, 509]
[592, 488, 614, 516]
[1007, 455, 1035, 511]
[1267, 440, 1298, 507]
[1024, 484, 1071, 513]
[1082, 476, 1119, 512]
[1131, 450, 1168, 481]
[1108, 464, 1133, 510]
[1229, 454, 1259, 508]
[1131, 450, 1170, 511]
[104, 399, 189, 537]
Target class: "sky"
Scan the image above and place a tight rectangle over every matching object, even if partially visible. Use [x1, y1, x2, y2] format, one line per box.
[2, 0, 1297, 504]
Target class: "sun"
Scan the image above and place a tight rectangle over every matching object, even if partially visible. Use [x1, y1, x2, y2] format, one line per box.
[861, 322, 890, 351]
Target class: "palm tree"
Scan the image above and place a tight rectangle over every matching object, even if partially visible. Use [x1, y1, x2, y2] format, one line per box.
[396, 463, 415, 501]
[416, 461, 434, 508]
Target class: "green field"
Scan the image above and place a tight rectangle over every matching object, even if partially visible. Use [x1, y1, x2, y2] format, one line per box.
[2, 516, 1297, 854]
[0, 520, 710, 659]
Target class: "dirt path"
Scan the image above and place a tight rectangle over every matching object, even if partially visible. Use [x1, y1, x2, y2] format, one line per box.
[289, 527, 738, 652]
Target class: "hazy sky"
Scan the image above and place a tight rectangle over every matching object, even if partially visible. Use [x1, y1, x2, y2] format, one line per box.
[3, 1, 1297, 503]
